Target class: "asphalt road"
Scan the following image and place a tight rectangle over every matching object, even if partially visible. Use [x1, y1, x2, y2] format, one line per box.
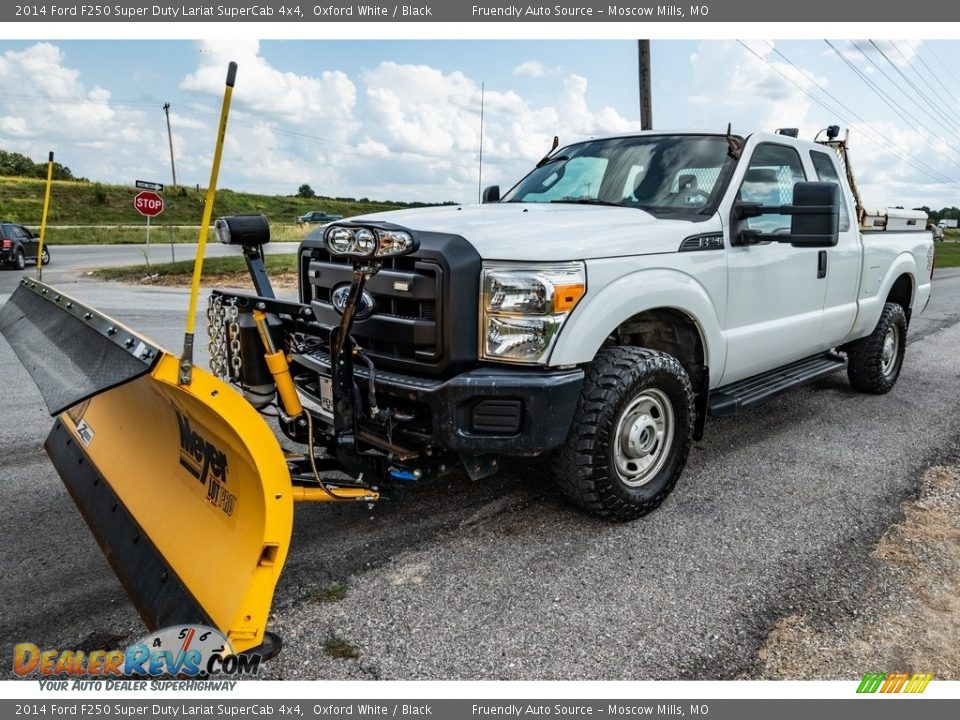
[1, 248, 958, 680]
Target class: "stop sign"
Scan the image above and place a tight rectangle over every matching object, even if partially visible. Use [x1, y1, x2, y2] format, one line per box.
[134, 191, 164, 217]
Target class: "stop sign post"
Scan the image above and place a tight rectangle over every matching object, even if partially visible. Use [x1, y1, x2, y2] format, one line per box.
[134, 191, 164, 267]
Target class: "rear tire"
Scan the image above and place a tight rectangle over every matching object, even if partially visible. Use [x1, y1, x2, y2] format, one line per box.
[12, 249, 25, 271]
[846, 302, 907, 394]
[552, 346, 694, 521]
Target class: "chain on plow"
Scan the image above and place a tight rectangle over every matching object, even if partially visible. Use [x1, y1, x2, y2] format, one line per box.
[206, 295, 241, 380]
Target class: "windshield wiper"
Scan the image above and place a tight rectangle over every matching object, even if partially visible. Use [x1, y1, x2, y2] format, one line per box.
[548, 199, 628, 208]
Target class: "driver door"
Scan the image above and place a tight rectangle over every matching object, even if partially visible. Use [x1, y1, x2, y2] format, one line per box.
[721, 142, 828, 384]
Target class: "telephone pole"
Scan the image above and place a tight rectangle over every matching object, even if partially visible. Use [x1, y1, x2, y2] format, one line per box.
[163, 102, 178, 187]
[638, 40, 652, 130]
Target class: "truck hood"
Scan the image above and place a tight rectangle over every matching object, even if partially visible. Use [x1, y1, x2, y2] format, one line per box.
[348, 203, 716, 261]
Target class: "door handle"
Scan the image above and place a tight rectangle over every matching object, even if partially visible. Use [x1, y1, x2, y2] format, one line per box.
[817, 250, 827, 279]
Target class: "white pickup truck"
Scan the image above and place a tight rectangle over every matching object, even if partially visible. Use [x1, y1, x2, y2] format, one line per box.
[200, 129, 934, 521]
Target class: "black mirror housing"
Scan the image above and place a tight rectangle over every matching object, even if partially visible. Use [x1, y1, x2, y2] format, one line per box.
[788, 181, 840, 247]
[733, 182, 840, 248]
[482, 185, 500, 203]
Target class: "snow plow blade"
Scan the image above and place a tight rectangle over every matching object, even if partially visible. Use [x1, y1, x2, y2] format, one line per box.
[0, 279, 293, 654]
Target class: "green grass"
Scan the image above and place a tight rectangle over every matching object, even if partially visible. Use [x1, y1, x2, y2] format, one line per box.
[308, 581, 350, 605]
[0, 175, 431, 229]
[92, 253, 298, 282]
[935, 240, 960, 268]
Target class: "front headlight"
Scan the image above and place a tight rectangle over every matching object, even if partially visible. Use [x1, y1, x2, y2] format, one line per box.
[480, 262, 586, 364]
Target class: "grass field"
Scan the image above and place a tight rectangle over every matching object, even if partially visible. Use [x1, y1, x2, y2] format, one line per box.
[92, 254, 299, 284]
[0, 175, 428, 229]
[935, 240, 960, 268]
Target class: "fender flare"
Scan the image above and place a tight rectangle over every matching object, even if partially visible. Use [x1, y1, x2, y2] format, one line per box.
[548, 268, 725, 384]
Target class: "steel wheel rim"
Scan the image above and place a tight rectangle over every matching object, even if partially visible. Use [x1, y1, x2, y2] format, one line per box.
[880, 325, 900, 378]
[612, 388, 674, 488]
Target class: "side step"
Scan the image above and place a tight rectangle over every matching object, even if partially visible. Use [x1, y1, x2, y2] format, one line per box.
[708, 352, 846, 417]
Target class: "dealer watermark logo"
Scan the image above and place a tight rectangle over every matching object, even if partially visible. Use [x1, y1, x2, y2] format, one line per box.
[857, 672, 933, 694]
[176, 410, 236, 517]
[13, 624, 260, 689]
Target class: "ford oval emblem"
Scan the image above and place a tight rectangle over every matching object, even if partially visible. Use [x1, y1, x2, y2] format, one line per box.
[331, 284, 376, 321]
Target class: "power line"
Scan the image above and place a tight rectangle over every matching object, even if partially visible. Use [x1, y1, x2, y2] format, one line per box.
[864, 40, 960, 136]
[737, 40, 959, 186]
[825, 40, 960, 175]
[889, 41, 956, 114]
[922, 41, 960, 91]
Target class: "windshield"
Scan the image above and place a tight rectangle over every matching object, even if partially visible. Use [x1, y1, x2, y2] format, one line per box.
[502, 135, 735, 217]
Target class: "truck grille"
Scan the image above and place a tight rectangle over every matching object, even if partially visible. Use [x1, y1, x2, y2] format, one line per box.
[301, 247, 445, 368]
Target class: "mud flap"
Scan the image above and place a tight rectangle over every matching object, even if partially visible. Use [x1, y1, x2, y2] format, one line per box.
[0, 281, 293, 653]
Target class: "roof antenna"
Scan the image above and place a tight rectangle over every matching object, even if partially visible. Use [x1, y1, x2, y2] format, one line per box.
[477, 81, 485, 204]
[725, 123, 743, 159]
[536, 136, 560, 167]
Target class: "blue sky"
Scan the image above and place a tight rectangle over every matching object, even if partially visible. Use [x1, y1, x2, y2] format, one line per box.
[2, 39, 960, 208]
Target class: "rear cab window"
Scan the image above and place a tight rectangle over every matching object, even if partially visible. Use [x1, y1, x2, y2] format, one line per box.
[809, 151, 851, 231]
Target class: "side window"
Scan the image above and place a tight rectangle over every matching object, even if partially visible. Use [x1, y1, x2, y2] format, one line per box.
[738, 143, 806, 233]
[810, 151, 851, 232]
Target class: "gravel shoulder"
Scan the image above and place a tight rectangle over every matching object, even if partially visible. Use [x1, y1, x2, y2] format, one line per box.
[754, 457, 960, 680]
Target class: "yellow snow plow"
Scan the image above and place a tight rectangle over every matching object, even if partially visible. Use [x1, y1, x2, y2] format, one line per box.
[0, 62, 390, 657]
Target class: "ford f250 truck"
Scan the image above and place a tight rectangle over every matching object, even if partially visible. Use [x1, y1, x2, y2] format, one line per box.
[201, 127, 934, 520]
[0, 125, 935, 655]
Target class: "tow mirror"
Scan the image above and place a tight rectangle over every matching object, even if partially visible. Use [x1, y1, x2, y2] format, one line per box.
[734, 182, 840, 248]
[786, 182, 840, 247]
[482, 185, 501, 203]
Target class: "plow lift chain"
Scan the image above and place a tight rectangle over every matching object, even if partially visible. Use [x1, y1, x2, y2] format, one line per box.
[206, 294, 242, 380]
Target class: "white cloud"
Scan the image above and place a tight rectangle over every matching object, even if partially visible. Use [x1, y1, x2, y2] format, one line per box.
[513, 60, 546, 78]
[180, 40, 358, 139]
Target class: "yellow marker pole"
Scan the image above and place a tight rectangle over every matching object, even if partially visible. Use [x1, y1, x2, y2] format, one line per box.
[179, 61, 237, 385]
[36, 151, 54, 281]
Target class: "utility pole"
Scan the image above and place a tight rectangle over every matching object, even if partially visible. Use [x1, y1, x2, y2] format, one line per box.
[163, 102, 178, 187]
[638, 40, 652, 130]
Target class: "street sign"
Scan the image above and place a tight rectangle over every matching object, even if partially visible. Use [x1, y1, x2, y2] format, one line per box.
[136, 180, 164, 191]
[134, 191, 164, 217]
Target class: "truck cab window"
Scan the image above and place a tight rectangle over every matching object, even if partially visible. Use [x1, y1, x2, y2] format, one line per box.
[738, 143, 806, 234]
[810, 151, 851, 231]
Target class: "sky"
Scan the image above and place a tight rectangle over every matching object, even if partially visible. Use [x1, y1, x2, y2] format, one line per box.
[1, 39, 960, 209]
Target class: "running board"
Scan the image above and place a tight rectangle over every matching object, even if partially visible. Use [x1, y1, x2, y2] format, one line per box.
[708, 353, 846, 417]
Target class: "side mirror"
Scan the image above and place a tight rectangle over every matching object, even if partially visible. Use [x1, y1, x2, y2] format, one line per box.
[482, 185, 500, 203]
[787, 182, 840, 247]
[733, 182, 840, 248]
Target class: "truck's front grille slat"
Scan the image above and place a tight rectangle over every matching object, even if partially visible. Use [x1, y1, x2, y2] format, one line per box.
[303, 247, 444, 367]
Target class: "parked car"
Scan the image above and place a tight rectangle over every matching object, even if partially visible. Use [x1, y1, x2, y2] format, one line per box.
[0, 222, 50, 270]
[296, 211, 343, 226]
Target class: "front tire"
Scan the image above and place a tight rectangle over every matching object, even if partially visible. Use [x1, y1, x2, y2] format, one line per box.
[846, 302, 907, 394]
[552, 346, 695, 521]
[40, 246, 50, 265]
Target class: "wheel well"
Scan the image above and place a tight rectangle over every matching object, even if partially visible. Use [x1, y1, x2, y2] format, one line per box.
[614, 308, 705, 382]
[886, 273, 913, 320]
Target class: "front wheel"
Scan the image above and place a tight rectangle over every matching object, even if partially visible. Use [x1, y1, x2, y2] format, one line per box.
[846, 302, 907, 394]
[552, 346, 695, 521]
[40, 246, 50, 265]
